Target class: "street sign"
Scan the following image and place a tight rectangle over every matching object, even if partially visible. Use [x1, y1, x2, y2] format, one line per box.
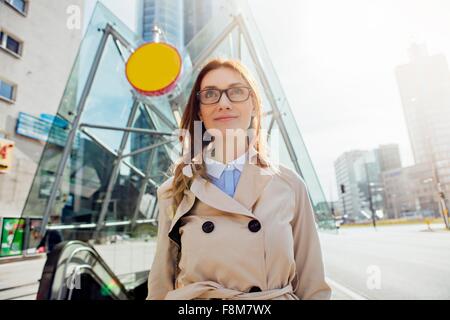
[125, 42, 182, 97]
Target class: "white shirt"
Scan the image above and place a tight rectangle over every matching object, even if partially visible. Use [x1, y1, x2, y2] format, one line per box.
[204, 150, 248, 179]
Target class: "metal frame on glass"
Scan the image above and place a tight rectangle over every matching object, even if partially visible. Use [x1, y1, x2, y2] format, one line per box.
[38, 2, 335, 238]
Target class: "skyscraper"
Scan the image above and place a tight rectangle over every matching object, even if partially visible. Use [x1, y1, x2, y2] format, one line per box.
[334, 150, 367, 219]
[395, 43, 450, 197]
[334, 145, 401, 220]
[183, 0, 229, 46]
[141, 0, 184, 50]
[377, 144, 402, 172]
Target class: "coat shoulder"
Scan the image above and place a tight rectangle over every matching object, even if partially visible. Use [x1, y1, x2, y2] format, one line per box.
[272, 164, 308, 195]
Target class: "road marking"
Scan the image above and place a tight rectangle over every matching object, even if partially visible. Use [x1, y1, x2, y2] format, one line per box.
[326, 277, 368, 300]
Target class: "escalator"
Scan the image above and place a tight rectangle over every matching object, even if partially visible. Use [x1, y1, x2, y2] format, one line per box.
[36, 241, 149, 300]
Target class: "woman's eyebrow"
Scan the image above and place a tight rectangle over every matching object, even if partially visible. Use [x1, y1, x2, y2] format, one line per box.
[202, 82, 246, 89]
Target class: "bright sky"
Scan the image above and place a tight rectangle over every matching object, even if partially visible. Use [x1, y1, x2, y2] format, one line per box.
[84, 0, 450, 201]
[84, 0, 140, 32]
[248, 0, 450, 200]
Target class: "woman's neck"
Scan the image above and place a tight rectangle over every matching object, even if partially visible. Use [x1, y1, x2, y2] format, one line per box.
[211, 136, 248, 164]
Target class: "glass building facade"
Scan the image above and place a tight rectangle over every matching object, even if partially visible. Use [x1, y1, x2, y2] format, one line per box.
[142, 0, 184, 50]
[19, 1, 335, 249]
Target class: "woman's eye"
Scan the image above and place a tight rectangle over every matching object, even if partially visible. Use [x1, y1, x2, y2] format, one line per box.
[230, 88, 244, 95]
[205, 90, 217, 98]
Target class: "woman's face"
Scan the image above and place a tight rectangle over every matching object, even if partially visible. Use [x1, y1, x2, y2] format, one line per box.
[198, 67, 255, 138]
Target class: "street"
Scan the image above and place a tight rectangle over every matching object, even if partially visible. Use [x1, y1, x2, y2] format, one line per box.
[321, 223, 450, 299]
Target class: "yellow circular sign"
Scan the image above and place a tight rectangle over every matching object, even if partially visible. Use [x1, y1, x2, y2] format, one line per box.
[125, 42, 182, 96]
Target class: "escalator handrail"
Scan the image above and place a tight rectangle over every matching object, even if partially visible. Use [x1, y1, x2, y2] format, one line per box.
[66, 264, 125, 300]
[58, 245, 129, 299]
[58, 246, 97, 300]
[61, 241, 131, 298]
[37, 240, 132, 300]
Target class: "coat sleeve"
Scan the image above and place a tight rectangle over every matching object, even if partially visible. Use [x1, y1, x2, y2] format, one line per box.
[146, 185, 179, 300]
[291, 178, 332, 300]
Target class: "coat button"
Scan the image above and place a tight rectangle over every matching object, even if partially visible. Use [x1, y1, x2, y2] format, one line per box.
[202, 221, 214, 233]
[248, 219, 261, 232]
[249, 286, 262, 292]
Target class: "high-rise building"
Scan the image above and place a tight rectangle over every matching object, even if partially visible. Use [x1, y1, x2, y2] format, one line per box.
[140, 0, 229, 49]
[383, 163, 438, 219]
[183, 0, 230, 46]
[0, 0, 84, 217]
[183, 0, 212, 46]
[334, 150, 367, 220]
[141, 0, 184, 49]
[395, 43, 450, 196]
[335, 145, 401, 220]
[377, 144, 402, 172]
[353, 150, 384, 219]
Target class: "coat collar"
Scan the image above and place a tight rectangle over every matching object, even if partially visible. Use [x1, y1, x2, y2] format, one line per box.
[204, 151, 247, 179]
[168, 148, 276, 240]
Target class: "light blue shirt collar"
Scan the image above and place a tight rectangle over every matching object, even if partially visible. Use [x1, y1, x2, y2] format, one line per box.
[205, 150, 248, 179]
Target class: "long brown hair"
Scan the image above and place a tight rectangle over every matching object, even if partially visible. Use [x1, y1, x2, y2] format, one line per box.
[165, 58, 271, 208]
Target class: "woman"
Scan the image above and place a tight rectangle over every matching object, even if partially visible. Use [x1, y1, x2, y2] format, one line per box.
[146, 58, 331, 300]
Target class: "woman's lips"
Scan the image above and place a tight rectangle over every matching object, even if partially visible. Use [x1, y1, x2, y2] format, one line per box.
[214, 116, 238, 122]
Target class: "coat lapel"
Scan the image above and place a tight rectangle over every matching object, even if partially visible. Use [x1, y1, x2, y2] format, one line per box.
[167, 150, 276, 240]
[232, 161, 274, 213]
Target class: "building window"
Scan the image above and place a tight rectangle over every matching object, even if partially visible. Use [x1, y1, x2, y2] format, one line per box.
[6, 36, 20, 53]
[0, 79, 16, 102]
[0, 30, 23, 57]
[4, 0, 28, 15]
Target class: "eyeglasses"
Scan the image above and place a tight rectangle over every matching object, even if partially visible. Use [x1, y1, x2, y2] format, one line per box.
[196, 87, 252, 105]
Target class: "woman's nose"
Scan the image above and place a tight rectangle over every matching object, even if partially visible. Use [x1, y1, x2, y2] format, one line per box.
[217, 93, 233, 109]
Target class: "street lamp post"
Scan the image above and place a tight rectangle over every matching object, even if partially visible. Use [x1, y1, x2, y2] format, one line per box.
[340, 184, 347, 221]
[364, 162, 377, 229]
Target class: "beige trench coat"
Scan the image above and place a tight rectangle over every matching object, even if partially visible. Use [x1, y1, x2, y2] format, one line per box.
[146, 152, 331, 300]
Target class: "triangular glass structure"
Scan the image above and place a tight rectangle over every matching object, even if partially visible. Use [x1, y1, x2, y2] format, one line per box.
[20, 1, 335, 245]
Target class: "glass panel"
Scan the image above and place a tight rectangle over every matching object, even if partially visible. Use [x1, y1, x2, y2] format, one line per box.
[80, 35, 135, 152]
[102, 161, 143, 223]
[58, 2, 141, 123]
[139, 184, 158, 220]
[147, 144, 175, 185]
[268, 121, 295, 171]
[184, 3, 236, 64]
[6, 36, 20, 54]
[123, 104, 155, 173]
[239, 34, 272, 115]
[142, 100, 175, 132]
[22, 131, 115, 226]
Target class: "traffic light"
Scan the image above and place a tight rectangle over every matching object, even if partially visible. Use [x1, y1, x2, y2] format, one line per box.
[340, 184, 346, 194]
